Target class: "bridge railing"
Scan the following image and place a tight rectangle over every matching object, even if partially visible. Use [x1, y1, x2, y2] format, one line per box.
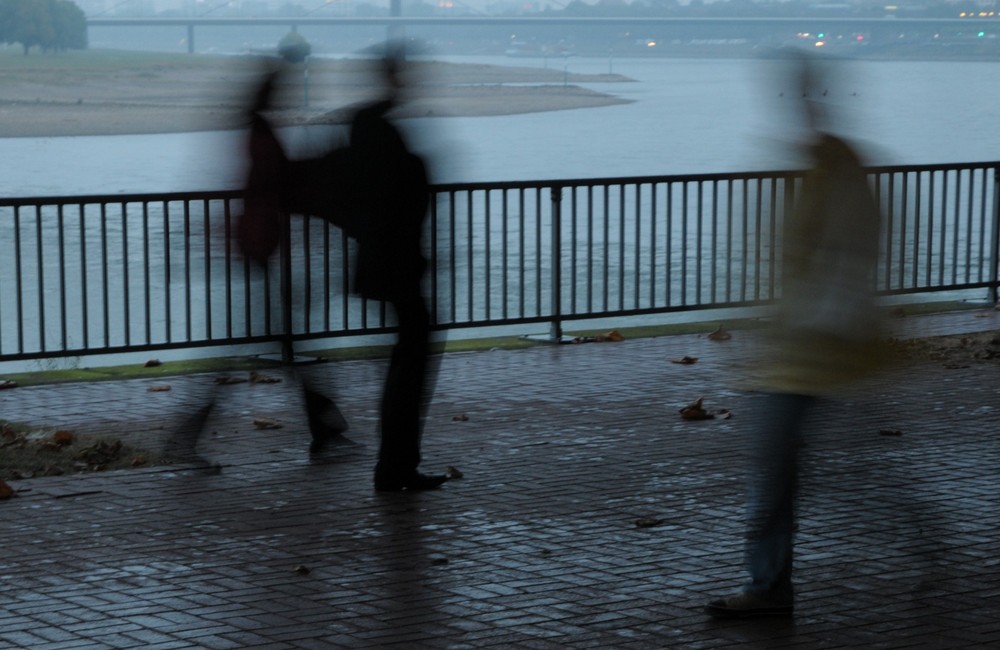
[1, 161, 997, 363]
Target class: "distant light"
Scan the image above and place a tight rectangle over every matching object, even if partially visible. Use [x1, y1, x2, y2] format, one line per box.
[979, 31, 986, 37]
[818, 33, 825, 39]
[857, 35, 864, 41]
[815, 41, 826, 47]
[647, 41, 657, 48]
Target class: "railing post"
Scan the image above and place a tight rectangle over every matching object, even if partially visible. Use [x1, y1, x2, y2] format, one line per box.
[280, 211, 294, 363]
[550, 185, 563, 342]
[989, 167, 1000, 304]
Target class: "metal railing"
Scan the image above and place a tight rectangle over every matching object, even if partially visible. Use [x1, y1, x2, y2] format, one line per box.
[1, 161, 997, 362]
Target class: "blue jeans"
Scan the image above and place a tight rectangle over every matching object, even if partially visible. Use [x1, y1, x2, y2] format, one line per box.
[744, 393, 815, 599]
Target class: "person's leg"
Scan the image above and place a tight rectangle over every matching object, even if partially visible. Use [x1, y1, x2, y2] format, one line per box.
[706, 392, 813, 617]
[374, 294, 445, 490]
[744, 392, 813, 599]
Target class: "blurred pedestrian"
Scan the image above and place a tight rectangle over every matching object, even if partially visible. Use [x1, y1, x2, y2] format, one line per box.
[348, 47, 446, 492]
[706, 52, 883, 618]
[238, 47, 447, 490]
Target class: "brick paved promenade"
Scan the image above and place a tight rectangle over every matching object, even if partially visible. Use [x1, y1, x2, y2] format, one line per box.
[2, 310, 1000, 649]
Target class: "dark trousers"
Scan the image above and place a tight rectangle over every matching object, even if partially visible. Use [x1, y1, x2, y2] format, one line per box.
[375, 293, 433, 477]
[745, 392, 815, 598]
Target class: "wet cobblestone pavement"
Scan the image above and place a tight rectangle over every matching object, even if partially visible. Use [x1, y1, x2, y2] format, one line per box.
[2, 310, 1000, 649]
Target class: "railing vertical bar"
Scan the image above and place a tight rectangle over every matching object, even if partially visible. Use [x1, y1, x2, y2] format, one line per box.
[726, 181, 734, 302]
[122, 202, 131, 346]
[183, 201, 192, 343]
[603, 184, 610, 312]
[198, 199, 212, 339]
[618, 184, 625, 312]
[768, 178, 778, 299]
[550, 185, 563, 341]
[518, 189, 525, 319]
[79, 204, 89, 350]
[485, 189, 492, 320]
[965, 168, 974, 285]
[741, 180, 749, 303]
[634, 183, 642, 309]
[535, 189, 543, 317]
[450, 191, 457, 323]
[570, 187, 578, 313]
[163, 202, 172, 343]
[877, 173, 889, 291]
[650, 182, 658, 306]
[979, 168, 989, 284]
[754, 178, 763, 302]
[695, 181, 703, 305]
[501, 190, 508, 320]
[710, 180, 718, 303]
[681, 182, 688, 306]
[467, 191, 475, 322]
[941, 170, 950, 285]
[142, 202, 151, 345]
[908, 172, 918, 290]
[666, 182, 673, 306]
[586, 185, 594, 313]
[926, 172, 935, 287]
[35, 206, 46, 352]
[224, 201, 234, 340]
[989, 166, 1000, 303]
[100, 203, 110, 348]
[57, 204, 67, 351]
[14, 207, 24, 353]
[240, 203, 253, 338]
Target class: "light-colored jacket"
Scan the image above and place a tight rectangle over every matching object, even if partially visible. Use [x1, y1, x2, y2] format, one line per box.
[763, 133, 884, 395]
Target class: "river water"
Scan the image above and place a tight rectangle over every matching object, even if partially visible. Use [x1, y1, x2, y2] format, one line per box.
[3, 55, 999, 197]
[1, 55, 998, 370]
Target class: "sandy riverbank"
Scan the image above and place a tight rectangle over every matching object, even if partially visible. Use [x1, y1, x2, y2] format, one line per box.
[0, 51, 633, 138]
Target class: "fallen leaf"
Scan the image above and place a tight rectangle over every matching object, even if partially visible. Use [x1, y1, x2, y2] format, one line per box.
[452, 414, 469, 422]
[249, 371, 281, 384]
[707, 325, 732, 341]
[679, 397, 714, 420]
[0, 379, 17, 390]
[879, 429, 903, 437]
[144, 359, 162, 367]
[131, 456, 147, 467]
[52, 430, 74, 446]
[253, 417, 283, 430]
[635, 517, 664, 528]
[446, 465, 464, 479]
[0, 480, 15, 500]
[293, 565, 310, 576]
[671, 356, 699, 365]
[717, 409, 733, 420]
[215, 375, 248, 385]
[147, 384, 171, 392]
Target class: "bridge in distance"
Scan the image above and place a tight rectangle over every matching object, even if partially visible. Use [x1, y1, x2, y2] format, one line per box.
[86, 16, 1000, 54]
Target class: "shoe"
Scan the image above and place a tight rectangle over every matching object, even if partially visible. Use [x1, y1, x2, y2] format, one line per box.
[374, 472, 448, 492]
[704, 591, 793, 618]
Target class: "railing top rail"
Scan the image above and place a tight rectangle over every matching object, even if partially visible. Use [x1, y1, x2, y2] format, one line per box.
[2, 160, 996, 206]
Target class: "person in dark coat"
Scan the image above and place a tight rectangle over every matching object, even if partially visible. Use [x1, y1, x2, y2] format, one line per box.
[348, 52, 447, 492]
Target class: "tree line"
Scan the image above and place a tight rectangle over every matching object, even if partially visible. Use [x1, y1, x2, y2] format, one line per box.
[0, 0, 87, 55]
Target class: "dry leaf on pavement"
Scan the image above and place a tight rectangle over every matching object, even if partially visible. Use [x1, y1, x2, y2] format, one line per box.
[253, 417, 283, 430]
[147, 384, 171, 392]
[707, 325, 732, 341]
[0, 480, 15, 500]
[452, 414, 469, 422]
[446, 466, 464, 479]
[635, 517, 664, 528]
[679, 397, 713, 420]
[0, 380, 17, 390]
[671, 356, 699, 365]
[144, 359, 162, 367]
